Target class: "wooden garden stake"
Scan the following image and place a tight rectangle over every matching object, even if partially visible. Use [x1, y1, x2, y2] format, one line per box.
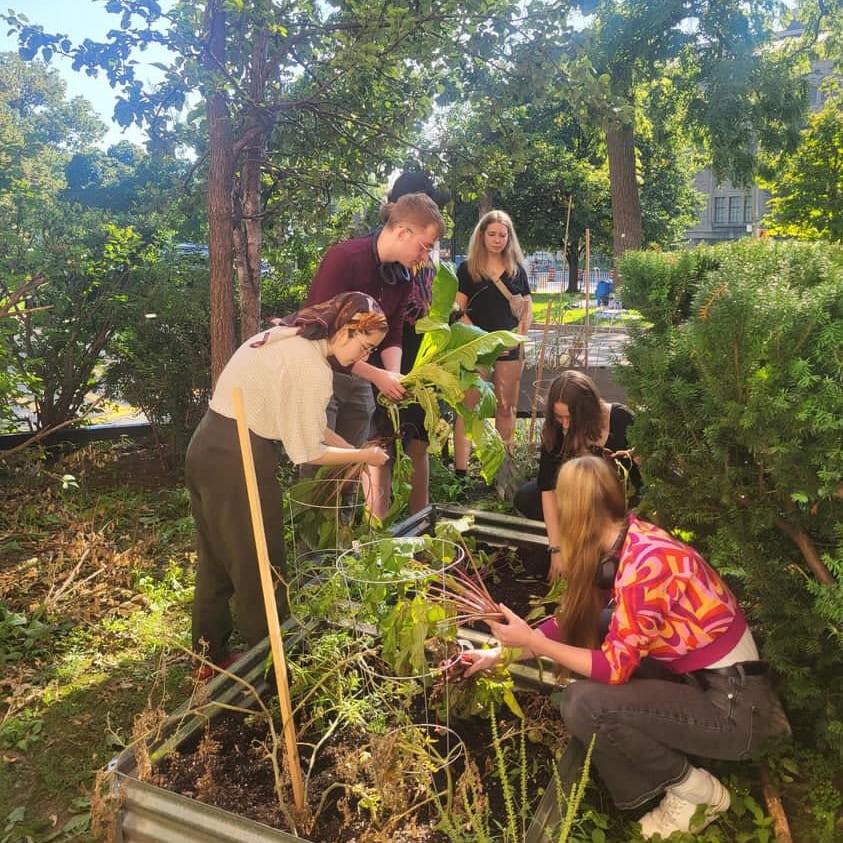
[528, 300, 554, 446]
[760, 763, 793, 843]
[232, 387, 306, 811]
[528, 196, 573, 445]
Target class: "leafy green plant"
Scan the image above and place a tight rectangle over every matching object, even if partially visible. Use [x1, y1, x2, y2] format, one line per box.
[103, 244, 212, 459]
[0, 707, 44, 752]
[286, 465, 369, 551]
[381, 263, 524, 490]
[338, 535, 461, 586]
[552, 736, 596, 843]
[0, 604, 64, 667]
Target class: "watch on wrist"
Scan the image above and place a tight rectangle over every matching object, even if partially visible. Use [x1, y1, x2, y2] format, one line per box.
[547, 545, 560, 555]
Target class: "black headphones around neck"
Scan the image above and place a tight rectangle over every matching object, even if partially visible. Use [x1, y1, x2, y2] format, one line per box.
[595, 520, 630, 590]
[371, 231, 410, 287]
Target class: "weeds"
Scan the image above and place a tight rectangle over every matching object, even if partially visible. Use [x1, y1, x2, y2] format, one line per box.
[0, 604, 63, 667]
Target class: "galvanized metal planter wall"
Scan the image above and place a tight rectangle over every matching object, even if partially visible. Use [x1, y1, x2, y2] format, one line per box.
[110, 505, 553, 842]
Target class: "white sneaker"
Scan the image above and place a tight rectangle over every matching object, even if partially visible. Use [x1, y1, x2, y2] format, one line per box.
[638, 777, 730, 839]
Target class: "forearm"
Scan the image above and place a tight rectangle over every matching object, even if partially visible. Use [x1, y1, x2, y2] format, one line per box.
[541, 490, 560, 545]
[323, 429, 353, 449]
[541, 490, 563, 575]
[350, 359, 379, 382]
[470, 630, 591, 678]
[306, 446, 372, 466]
[379, 345, 401, 373]
[527, 632, 593, 678]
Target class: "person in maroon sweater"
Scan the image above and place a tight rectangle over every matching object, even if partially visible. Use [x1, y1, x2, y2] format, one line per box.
[305, 193, 446, 462]
[370, 172, 450, 517]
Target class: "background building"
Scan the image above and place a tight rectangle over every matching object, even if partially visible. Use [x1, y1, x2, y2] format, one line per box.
[684, 22, 834, 246]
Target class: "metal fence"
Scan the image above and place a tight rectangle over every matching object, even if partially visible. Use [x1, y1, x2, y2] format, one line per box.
[526, 264, 612, 294]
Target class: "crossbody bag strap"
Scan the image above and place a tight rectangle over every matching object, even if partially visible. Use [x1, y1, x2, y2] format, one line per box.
[490, 274, 513, 302]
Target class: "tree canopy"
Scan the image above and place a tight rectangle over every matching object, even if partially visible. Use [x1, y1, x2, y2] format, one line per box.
[762, 89, 842, 242]
[0, 0, 836, 399]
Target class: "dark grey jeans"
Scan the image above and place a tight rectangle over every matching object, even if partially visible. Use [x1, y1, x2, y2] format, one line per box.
[327, 371, 376, 447]
[559, 668, 787, 809]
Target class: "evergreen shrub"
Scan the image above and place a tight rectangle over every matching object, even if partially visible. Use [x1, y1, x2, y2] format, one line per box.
[617, 239, 843, 760]
[618, 247, 719, 329]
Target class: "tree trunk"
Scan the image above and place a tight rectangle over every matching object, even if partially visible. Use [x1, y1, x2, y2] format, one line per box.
[235, 130, 265, 341]
[235, 32, 269, 341]
[565, 244, 579, 294]
[206, 0, 236, 387]
[606, 120, 643, 259]
[478, 194, 492, 216]
[775, 517, 834, 585]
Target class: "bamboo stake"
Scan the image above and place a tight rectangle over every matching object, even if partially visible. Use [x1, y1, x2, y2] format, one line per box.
[528, 301, 554, 447]
[528, 196, 573, 445]
[232, 387, 305, 811]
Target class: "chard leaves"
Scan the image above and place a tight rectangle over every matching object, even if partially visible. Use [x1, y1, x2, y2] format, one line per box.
[389, 261, 524, 487]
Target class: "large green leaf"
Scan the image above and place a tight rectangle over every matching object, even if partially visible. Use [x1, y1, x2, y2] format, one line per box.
[418, 322, 523, 372]
[427, 260, 459, 324]
[383, 278, 526, 496]
[412, 262, 460, 366]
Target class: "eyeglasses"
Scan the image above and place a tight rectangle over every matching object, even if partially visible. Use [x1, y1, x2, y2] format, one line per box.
[404, 226, 436, 255]
[355, 335, 379, 357]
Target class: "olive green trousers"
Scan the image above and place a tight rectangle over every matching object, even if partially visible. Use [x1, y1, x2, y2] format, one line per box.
[185, 409, 288, 663]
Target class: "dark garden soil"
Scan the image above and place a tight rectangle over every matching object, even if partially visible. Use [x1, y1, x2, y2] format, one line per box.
[470, 541, 556, 626]
[155, 690, 565, 843]
[151, 545, 565, 843]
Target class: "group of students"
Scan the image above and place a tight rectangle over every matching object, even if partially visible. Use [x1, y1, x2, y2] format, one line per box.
[184, 178, 789, 840]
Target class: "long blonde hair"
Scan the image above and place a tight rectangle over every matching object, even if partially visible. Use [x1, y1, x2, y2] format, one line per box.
[555, 456, 627, 652]
[464, 209, 525, 282]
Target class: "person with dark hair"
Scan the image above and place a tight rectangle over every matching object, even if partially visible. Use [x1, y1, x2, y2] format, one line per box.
[465, 455, 789, 840]
[186, 292, 389, 672]
[513, 370, 640, 580]
[452, 210, 531, 473]
[305, 192, 447, 517]
[368, 171, 451, 516]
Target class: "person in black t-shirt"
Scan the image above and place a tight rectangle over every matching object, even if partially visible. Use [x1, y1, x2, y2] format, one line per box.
[452, 210, 532, 473]
[513, 370, 641, 579]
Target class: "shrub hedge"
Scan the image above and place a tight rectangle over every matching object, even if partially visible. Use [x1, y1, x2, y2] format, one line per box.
[617, 239, 843, 760]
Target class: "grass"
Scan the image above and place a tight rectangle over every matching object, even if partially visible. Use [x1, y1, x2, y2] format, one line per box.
[529, 292, 645, 328]
[0, 442, 196, 843]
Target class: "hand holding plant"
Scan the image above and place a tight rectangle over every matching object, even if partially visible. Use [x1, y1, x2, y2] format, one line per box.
[487, 603, 537, 651]
[461, 645, 502, 678]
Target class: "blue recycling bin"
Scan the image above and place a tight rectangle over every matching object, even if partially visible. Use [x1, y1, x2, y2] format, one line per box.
[595, 279, 613, 306]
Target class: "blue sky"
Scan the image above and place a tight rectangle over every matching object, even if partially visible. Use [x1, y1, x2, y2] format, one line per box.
[1, 0, 171, 147]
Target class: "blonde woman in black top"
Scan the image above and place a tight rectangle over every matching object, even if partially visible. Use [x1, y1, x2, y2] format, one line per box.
[452, 210, 532, 472]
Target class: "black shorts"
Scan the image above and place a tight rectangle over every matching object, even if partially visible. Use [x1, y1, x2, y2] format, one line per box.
[496, 343, 523, 363]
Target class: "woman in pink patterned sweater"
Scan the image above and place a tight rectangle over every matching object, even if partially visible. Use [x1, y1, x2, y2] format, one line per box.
[465, 455, 788, 839]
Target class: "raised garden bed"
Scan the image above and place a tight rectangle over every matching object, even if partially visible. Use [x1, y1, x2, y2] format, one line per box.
[107, 506, 569, 842]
